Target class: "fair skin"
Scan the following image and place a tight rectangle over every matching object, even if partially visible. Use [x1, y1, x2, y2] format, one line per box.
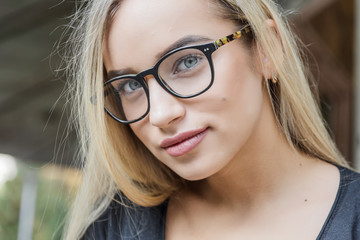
[103, 0, 340, 239]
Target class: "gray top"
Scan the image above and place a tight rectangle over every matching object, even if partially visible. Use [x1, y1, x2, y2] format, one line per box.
[82, 166, 360, 240]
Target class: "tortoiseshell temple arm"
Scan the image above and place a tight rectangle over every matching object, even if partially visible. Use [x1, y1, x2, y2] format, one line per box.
[215, 25, 251, 48]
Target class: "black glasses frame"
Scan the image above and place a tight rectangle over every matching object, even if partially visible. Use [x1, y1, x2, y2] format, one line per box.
[104, 25, 251, 124]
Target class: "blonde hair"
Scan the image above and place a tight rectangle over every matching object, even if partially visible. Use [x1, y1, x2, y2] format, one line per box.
[63, 0, 348, 239]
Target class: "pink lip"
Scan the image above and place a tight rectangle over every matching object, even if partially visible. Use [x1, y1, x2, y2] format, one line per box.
[160, 128, 208, 157]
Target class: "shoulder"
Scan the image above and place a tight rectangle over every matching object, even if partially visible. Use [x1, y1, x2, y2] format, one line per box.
[318, 166, 360, 240]
[336, 166, 360, 206]
[81, 194, 167, 240]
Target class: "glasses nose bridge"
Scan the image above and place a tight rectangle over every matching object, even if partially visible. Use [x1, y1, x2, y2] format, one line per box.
[138, 67, 159, 82]
[138, 67, 172, 94]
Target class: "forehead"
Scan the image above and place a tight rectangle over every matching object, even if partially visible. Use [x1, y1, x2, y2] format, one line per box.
[104, 0, 235, 72]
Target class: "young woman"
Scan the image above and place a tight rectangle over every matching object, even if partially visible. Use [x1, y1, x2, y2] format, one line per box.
[63, 0, 360, 239]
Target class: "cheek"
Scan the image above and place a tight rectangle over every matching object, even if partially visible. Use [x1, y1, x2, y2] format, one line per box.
[226, 73, 263, 118]
[201, 52, 265, 143]
[205, 52, 264, 118]
[225, 70, 264, 131]
[130, 121, 163, 160]
[129, 121, 150, 146]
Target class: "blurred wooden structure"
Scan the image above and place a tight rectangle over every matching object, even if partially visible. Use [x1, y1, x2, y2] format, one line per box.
[293, 0, 355, 163]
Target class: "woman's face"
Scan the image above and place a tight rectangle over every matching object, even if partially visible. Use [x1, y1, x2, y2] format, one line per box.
[104, 0, 270, 181]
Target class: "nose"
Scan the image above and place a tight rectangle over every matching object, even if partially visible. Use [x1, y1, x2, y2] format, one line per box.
[146, 77, 185, 128]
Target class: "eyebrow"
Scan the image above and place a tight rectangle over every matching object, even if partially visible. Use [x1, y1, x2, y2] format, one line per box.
[107, 68, 136, 80]
[106, 35, 212, 80]
[155, 35, 211, 59]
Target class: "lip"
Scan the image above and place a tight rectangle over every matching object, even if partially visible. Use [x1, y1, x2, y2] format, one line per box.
[160, 128, 209, 157]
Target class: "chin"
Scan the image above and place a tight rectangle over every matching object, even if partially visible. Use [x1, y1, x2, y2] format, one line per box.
[181, 175, 207, 182]
[174, 167, 217, 182]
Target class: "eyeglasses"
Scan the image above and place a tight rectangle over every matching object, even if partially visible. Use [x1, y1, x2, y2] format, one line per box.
[103, 25, 251, 124]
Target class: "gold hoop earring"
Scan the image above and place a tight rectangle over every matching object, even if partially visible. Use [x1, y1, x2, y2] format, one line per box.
[271, 75, 278, 84]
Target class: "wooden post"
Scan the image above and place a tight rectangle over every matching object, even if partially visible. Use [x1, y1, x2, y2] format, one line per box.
[354, 0, 360, 169]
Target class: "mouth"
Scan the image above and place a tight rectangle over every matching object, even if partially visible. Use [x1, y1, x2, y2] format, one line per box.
[160, 128, 209, 157]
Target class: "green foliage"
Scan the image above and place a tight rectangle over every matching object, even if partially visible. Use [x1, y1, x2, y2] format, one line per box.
[0, 175, 22, 239]
[0, 163, 72, 240]
[33, 177, 70, 240]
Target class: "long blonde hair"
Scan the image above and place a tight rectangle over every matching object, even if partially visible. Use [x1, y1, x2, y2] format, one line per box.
[63, 0, 347, 239]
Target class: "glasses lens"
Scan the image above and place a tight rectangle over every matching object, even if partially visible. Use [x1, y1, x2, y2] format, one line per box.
[158, 48, 212, 96]
[104, 78, 148, 122]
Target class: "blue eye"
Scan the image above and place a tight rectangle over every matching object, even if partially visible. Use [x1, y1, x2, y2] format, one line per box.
[119, 79, 142, 94]
[182, 56, 198, 68]
[174, 55, 202, 74]
[126, 80, 141, 92]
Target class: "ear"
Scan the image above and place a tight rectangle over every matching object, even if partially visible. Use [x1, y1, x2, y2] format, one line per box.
[256, 19, 283, 80]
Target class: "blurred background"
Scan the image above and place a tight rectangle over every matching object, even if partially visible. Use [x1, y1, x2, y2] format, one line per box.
[0, 0, 359, 239]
